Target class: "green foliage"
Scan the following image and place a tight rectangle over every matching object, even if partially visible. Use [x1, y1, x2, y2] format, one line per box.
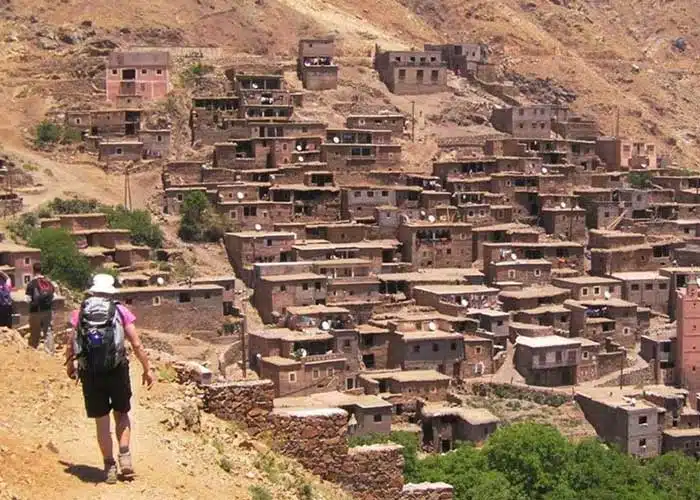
[102, 205, 164, 248]
[22, 163, 38, 172]
[397, 422, 700, 500]
[7, 212, 39, 241]
[249, 485, 273, 500]
[178, 191, 226, 242]
[628, 171, 653, 189]
[218, 456, 233, 473]
[348, 431, 420, 481]
[28, 228, 92, 290]
[182, 62, 213, 86]
[46, 196, 100, 214]
[34, 120, 81, 147]
[297, 483, 314, 500]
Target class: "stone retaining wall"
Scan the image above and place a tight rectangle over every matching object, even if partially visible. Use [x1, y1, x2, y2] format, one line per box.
[338, 444, 405, 500]
[599, 364, 655, 388]
[401, 482, 454, 500]
[466, 381, 573, 406]
[202, 380, 274, 435]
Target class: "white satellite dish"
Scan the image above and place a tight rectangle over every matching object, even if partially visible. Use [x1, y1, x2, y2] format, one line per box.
[298, 156, 304, 162]
[560, 201, 567, 209]
[604, 291, 611, 300]
[460, 298, 468, 307]
[254, 223, 262, 231]
[428, 321, 437, 331]
[269, 174, 276, 181]
[696, 277, 700, 286]
[420, 210, 427, 219]
[299, 348, 308, 358]
[428, 215, 436, 223]
[332, 136, 340, 144]
[510, 253, 518, 261]
[251, 83, 259, 89]
[236, 192, 245, 200]
[256, 353, 262, 360]
[296, 144, 302, 151]
[541, 167, 548, 174]
[320, 320, 331, 331]
[156, 277, 165, 286]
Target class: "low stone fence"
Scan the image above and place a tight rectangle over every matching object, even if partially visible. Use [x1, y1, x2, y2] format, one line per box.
[598, 364, 655, 388]
[464, 381, 573, 407]
[339, 444, 405, 500]
[202, 380, 274, 436]
[401, 482, 454, 500]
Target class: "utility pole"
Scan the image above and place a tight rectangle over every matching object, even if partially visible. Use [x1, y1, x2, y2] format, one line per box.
[124, 165, 132, 210]
[412, 100, 416, 143]
[619, 347, 625, 389]
[615, 106, 620, 138]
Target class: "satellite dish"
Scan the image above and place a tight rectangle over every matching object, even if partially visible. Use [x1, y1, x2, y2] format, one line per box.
[299, 348, 308, 358]
[298, 156, 304, 162]
[560, 201, 567, 209]
[252, 83, 259, 89]
[428, 321, 437, 331]
[604, 291, 611, 300]
[236, 192, 245, 200]
[296, 144, 302, 151]
[420, 210, 427, 219]
[332, 136, 340, 144]
[156, 277, 165, 286]
[256, 353, 262, 359]
[510, 253, 518, 260]
[428, 215, 436, 223]
[320, 320, 331, 331]
[460, 298, 468, 307]
[696, 277, 700, 286]
[541, 167, 548, 174]
[269, 174, 276, 181]
[254, 223, 262, 231]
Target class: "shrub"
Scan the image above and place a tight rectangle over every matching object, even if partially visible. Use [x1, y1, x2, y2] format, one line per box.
[178, 191, 226, 242]
[297, 483, 314, 500]
[218, 456, 233, 473]
[182, 62, 213, 86]
[249, 485, 272, 500]
[47, 197, 100, 215]
[29, 228, 92, 290]
[7, 212, 39, 241]
[102, 205, 164, 248]
[34, 121, 63, 146]
[628, 171, 653, 189]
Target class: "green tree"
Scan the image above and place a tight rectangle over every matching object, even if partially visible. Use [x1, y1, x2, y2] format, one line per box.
[628, 171, 653, 189]
[178, 191, 225, 242]
[7, 212, 39, 241]
[645, 452, 700, 500]
[34, 121, 63, 146]
[29, 228, 92, 290]
[102, 205, 164, 248]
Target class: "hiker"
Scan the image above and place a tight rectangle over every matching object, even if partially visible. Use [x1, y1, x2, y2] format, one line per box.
[25, 262, 55, 353]
[0, 270, 13, 328]
[65, 274, 153, 484]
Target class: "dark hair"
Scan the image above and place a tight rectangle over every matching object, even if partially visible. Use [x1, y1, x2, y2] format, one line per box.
[32, 262, 42, 274]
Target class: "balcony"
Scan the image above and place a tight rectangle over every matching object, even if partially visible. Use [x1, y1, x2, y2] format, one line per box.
[303, 352, 347, 364]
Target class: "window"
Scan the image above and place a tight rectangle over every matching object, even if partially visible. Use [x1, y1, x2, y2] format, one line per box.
[639, 438, 647, 448]
[156, 69, 163, 75]
[288, 372, 297, 383]
[111, 69, 118, 75]
[280, 285, 286, 292]
[450, 342, 457, 351]
[659, 283, 667, 290]
[346, 378, 355, 390]
[367, 191, 374, 198]
[432, 343, 439, 352]
[116, 148, 123, 155]
[124, 298, 133, 305]
[582, 351, 589, 360]
[178, 293, 191, 303]
[141, 69, 148, 74]
[327, 368, 335, 377]
[507, 270, 516, 279]
[593, 287, 600, 295]
[398, 69, 406, 80]
[23, 257, 30, 265]
[555, 351, 563, 362]
[639, 416, 648, 425]
[631, 284, 640, 291]
[431, 70, 439, 81]
[416, 70, 424, 80]
[152, 296, 162, 306]
[265, 239, 272, 247]
[413, 345, 420, 353]
[343, 339, 351, 348]
[645, 283, 653, 291]
[382, 190, 389, 197]
[373, 413, 383, 423]
[475, 347, 482, 354]
[75, 118, 81, 125]
[534, 269, 542, 277]
[23, 275, 31, 285]
[176, 193, 184, 202]
[315, 282, 321, 291]
[312, 368, 320, 379]
[354, 191, 361, 198]
[302, 283, 309, 290]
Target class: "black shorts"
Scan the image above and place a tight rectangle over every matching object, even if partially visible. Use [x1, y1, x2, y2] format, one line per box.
[80, 362, 132, 418]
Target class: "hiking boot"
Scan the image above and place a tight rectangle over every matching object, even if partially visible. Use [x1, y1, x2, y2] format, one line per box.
[104, 459, 118, 484]
[118, 451, 134, 478]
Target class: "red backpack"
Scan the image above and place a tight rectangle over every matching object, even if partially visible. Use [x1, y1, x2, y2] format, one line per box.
[32, 277, 55, 307]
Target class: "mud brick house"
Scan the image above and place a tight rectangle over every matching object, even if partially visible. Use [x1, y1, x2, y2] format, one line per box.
[466, 309, 510, 347]
[233, 73, 297, 120]
[304, 221, 368, 243]
[340, 185, 421, 220]
[418, 404, 500, 452]
[512, 304, 571, 335]
[551, 115, 599, 141]
[423, 43, 490, 79]
[275, 391, 392, 436]
[359, 369, 452, 401]
[223, 230, 296, 283]
[660, 267, 699, 320]
[65, 109, 143, 137]
[297, 38, 338, 90]
[292, 240, 401, 274]
[471, 223, 539, 263]
[551, 276, 623, 301]
[357, 324, 392, 370]
[398, 221, 472, 268]
[514, 335, 581, 386]
[412, 284, 499, 314]
[98, 140, 143, 162]
[219, 200, 294, 232]
[106, 51, 170, 104]
[485, 258, 552, 287]
[482, 241, 585, 273]
[374, 46, 448, 95]
[377, 268, 484, 298]
[540, 206, 587, 242]
[610, 271, 670, 314]
[676, 280, 700, 404]
[346, 114, 406, 135]
[499, 285, 571, 312]
[489, 105, 570, 139]
[461, 335, 495, 377]
[576, 391, 662, 457]
[640, 334, 676, 385]
[189, 96, 241, 144]
[565, 298, 642, 347]
[269, 183, 340, 221]
[0, 242, 41, 287]
[191, 276, 236, 316]
[386, 325, 465, 377]
[596, 137, 657, 169]
[282, 304, 354, 331]
[254, 273, 327, 323]
[115, 284, 224, 334]
[321, 129, 401, 181]
[138, 129, 170, 159]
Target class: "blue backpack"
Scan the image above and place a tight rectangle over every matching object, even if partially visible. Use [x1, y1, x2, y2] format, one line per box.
[0, 280, 12, 307]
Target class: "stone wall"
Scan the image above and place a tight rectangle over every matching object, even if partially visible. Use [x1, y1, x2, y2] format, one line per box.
[339, 444, 405, 500]
[465, 381, 573, 406]
[599, 364, 655, 388]
[401, 482, 454, 500]
[269, 408, 349, 480]
[202, 380, 274, 435]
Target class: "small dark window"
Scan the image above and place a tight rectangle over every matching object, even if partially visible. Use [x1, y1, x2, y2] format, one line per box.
[645, 283, 653, 291]
[280, 285, 287, 292]
[178, 293, 191, 303]
[373, 414, 383, 423]
[450, 342, 457, 351]
[639, 416, 648, 425]
[302, 283, 309, 290]
[432, 343, 439, 352]
[413, 345, 420, 353]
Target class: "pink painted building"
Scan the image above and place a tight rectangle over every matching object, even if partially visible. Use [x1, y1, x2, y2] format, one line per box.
[106, 51, 170, 104]
[677, 278, 700, 407]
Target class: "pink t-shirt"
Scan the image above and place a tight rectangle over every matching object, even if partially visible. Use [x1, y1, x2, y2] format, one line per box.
[70, 304, 136, 329]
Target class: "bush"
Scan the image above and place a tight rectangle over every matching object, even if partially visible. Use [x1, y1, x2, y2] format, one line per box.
[7, 212, 39, 241]
[218, 456, 233, 473]
[34, 121, 82, 147]
[28, 228, 92, 290]
[102, 205, 164, 248]
[47, 197, 100, 215]
[178, 191, 226, 242]
[182, 62, 213, 86]
[249, 485, 272, 500]
[628, 171, 653, 189]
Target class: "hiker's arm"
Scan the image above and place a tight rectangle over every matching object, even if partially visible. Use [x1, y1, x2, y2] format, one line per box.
[124, 323, 152, 386]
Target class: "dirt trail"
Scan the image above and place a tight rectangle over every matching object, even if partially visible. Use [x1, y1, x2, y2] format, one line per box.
[0, 336, 348, 500]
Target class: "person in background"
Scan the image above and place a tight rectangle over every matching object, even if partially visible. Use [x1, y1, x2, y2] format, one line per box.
[25, 262, 55, 353]
[65, 274, 153, 484]
[0, 270, 13, 328]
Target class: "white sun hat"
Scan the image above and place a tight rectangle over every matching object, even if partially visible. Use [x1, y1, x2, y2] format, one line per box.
[88, 273, 118, 295]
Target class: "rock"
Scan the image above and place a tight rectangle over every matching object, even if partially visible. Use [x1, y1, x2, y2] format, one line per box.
[37, 37, 59, 50]
[58, 27, 82, 45]
[631, 63, 641, 73]
[163, 399, 201, 432]
[80, 20, 92, 28]
[45, 441, 59, 454]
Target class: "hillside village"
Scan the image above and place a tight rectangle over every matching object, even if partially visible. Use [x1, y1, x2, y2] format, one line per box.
[1, 2, 700, 498]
